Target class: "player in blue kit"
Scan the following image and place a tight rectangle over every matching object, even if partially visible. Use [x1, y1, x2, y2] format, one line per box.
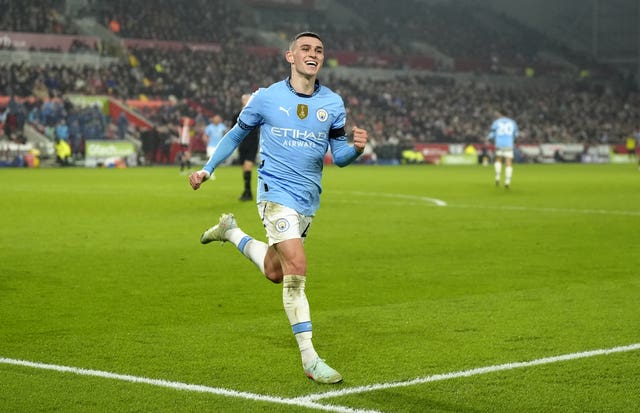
[189, 32, 368, 383]
[488, 110, 519, 188]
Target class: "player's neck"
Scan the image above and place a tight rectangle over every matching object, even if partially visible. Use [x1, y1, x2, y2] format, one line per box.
[289, 73, 317, 96]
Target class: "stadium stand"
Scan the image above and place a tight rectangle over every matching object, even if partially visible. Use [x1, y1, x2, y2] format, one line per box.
[0, 0, 70, 35]
[0, 0, 638, 166]
[85, 0, 250, 44]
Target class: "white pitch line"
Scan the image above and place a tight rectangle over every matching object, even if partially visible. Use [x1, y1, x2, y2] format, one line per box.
[338, 191, 448, 207]
[335, 191, 640, 216]
[448, 203, 640, 216]
[0, 357, 382, 413]
[3, 343, 639, 411]
[299, 342, 640, 402]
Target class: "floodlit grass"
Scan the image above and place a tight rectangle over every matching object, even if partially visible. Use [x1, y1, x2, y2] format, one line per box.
[1, 163, 639, 412]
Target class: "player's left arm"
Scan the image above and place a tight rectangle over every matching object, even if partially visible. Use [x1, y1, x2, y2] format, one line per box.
[330, 126, 369, 167]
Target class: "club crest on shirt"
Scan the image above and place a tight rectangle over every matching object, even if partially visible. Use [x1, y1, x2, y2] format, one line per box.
[316, 108, 328, 122]
[275, 218, 290, 233]
[297, 104, 308, 120]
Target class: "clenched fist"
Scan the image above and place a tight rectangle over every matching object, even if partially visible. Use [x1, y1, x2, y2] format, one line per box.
[352, 126, 369, 153]
[189, 171, 208, 190]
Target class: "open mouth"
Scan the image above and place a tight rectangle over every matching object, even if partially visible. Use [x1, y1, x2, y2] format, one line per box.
[305, 61, 318, 67]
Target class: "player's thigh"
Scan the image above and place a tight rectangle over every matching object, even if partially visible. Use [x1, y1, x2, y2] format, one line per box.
[258, 201, 311, 274]
[258, 201, 312, 244]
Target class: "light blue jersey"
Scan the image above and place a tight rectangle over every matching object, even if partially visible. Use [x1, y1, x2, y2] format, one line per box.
[489, 117, 518, 149]
[202, 78, 360, 216]
[204, 122, 228, 149]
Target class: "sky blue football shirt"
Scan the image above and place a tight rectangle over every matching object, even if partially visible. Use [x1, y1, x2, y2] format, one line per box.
[489, 117, 519, 148]
[202, 78, 360, 215]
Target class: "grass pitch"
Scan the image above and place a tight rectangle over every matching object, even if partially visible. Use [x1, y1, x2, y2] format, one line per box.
[1, 163, 639, 412]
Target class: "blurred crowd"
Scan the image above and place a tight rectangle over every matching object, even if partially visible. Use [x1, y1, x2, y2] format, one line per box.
[1, 0, 638, 159]
[0, 0, 69, 34]
[0, 0, 611, 74]
[335, 75, 639, 145]
[1, 93, 110, 156]
[84, 0, 254, 45]
[2, 49, 638, 149]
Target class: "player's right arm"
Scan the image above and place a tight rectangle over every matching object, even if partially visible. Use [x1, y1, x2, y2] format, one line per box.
[190, 90, 264, 190]
[189, 124, 251, 190]
[487, 120, 497, 142]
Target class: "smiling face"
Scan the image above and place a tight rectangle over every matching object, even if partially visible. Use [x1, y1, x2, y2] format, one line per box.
[286, 34, 324, 80]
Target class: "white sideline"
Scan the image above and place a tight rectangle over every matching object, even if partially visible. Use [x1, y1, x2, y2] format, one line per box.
[343, 191, 448, 207]
[0, 357, 380, 413]
[298, 343, 640, 402]
[2, 342, 639, 412]
[335, 191, 640, 216]
[449, 203, 640, 216]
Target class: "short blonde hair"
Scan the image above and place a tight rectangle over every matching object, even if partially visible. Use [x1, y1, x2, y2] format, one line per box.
[288, 31, 323, 51]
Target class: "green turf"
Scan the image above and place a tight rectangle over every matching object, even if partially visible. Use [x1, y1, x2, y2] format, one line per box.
[1, 163, 639, 412]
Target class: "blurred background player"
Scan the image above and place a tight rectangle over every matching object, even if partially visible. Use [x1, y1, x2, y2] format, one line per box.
[202, 114, 228, 179]
[235, 93, 260, 201]
[178, 115, 193, 173]
[488, 109, 519, 188]
[636, 126, 640, 170]
[204, 114, 228, 160]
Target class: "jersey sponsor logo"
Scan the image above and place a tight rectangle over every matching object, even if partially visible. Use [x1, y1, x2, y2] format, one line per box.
[316, 108, 328, 122]
[282, 140, 317, 148]
[271, 127, 327, 141]
[297, 104, 308, 120]
[279, 106, 291, 117]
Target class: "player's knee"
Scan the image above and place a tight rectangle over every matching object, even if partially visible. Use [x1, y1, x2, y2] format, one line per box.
[267, 258, 306, 280]
[265, 272, 283, 284]
[288, 260, 307, 275]
[263, 256, 284, 283]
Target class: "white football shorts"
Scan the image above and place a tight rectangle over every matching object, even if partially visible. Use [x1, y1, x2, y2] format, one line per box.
[258, 201, 313, 246]
[495, 147, 514, 159]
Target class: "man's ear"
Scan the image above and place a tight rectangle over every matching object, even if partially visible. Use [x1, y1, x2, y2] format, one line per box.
[285, 50, 294, 64]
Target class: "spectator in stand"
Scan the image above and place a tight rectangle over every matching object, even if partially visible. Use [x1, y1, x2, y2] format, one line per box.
[2, 107, 18, 140]
[54, 137, 72, 166]
[6, 95, 26, 136]
[636, 127, 640, 170]
[117, 111, 129, 140]
[55, 118, 69, 142]
[68, 117, 83, 158]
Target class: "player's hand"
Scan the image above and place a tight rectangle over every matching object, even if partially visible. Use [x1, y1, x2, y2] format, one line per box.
[352, 126, 368, 153]
[189, 171, 207, 190]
